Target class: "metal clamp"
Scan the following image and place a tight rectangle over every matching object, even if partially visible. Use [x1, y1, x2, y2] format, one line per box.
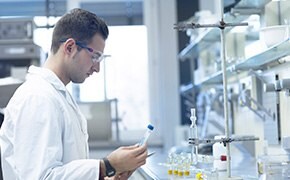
[189, 135, 259, 146]
[174, 21, 248, 31]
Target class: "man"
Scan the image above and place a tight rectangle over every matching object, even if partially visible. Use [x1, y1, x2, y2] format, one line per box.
[0, 8, 147, 180]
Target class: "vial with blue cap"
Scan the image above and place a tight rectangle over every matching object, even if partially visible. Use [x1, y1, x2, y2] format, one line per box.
[139, 124, 154, 146]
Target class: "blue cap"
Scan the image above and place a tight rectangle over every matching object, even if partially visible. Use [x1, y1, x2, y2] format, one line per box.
[147, 124, 154, 130]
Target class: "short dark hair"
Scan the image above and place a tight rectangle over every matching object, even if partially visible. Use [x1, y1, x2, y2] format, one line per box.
[51, 8, 109, 54]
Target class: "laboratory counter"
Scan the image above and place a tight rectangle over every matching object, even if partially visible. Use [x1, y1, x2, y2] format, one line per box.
[139, 146, 258, 180]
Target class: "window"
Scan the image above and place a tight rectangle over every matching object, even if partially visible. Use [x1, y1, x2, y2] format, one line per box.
[79, 26, 149, 130]
[34, 21, 150, 130]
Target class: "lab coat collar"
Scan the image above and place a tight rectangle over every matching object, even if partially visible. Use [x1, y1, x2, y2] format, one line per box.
[27, 65, 67, 92]
[27, 66, 87, 134]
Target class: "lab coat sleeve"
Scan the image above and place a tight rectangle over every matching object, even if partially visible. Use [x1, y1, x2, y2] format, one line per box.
[10, 94, 100, 180]
[44, 159, 100, 180]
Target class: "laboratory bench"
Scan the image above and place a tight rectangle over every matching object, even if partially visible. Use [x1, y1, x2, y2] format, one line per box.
[139, 145, 259, 180]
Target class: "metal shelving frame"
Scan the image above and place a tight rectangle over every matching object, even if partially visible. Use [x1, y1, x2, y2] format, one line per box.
[175, 0, 277, 178]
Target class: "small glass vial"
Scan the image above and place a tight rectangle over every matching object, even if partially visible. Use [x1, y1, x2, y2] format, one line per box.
[167, 153, 174, 175]
[183, 153, 191, 176]
[190, 108, 198, 165]
[173, 153, 180, 176]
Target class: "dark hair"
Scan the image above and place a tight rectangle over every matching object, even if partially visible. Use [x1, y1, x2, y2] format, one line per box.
[51, 8, 109, 54]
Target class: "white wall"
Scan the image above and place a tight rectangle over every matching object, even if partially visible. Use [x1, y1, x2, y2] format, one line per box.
[144, 0, 180, 151]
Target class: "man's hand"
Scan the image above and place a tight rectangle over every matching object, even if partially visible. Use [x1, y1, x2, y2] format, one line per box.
[107, 144, 147, 173]
[104, 170, 135, 180]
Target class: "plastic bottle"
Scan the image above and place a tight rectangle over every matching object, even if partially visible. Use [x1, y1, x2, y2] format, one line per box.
[213, 135, 227, 171]
[139, 124, 154, 146]
[199, 154, 227, 163]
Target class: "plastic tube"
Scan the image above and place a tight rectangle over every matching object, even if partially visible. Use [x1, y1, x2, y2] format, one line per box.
[139, 124, 154, 146]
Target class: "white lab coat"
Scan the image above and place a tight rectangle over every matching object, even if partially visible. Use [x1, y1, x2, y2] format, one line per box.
[0, 66, 100, 180]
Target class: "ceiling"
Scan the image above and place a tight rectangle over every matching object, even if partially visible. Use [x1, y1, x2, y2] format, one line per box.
[0, 0, 255, 26]
[0, 0, 143, 25]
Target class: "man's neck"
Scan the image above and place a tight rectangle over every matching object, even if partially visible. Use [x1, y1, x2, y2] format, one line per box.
[44, 54, 70, 86]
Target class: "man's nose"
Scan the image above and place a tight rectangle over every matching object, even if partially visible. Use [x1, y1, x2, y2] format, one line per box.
[92, 63, 100, 73]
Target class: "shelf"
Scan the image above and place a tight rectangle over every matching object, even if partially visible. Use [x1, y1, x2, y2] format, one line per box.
[195, 68, 238, 85]
[179, 28, 220, 61]
[179, 27, 259, 61]
[178, 0, 276, 92]
[178, 16, 257, 61]
[196, 38, 290, 86]
[233, 38, 290, 70]
[178, 0, 271, 61]
[197, 71, 224, 85]
[234, 0, 270, 9]
[180, 83, 194, 95]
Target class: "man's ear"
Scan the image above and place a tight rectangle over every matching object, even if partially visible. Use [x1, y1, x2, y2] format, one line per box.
[67, 45, 72, 53]
[63, 38, 76, 54]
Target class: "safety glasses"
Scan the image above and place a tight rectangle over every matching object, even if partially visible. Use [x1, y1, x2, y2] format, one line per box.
[60, 39, 109, 63]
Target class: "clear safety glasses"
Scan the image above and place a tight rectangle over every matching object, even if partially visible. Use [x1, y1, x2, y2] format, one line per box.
[60, 39, 109, 63]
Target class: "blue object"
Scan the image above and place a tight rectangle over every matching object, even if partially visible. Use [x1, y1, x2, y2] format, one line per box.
[147, 124, 154, 130]
[139, 124, 154, 146]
